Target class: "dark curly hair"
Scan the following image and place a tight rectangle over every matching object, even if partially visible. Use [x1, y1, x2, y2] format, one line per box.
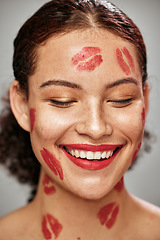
[0, 0, 150, 202]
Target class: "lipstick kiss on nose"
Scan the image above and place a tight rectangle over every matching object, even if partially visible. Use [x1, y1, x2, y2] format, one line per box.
[72, 46, 103, 71]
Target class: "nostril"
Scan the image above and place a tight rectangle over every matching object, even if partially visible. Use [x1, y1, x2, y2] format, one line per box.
[75, 120, 112, 140]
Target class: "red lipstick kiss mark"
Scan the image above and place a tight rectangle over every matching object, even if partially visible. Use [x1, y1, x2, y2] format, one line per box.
[116, 47, 135, 75]
[43, 174, 56, 195]
[30, 108, 36, 133]
[97, 202, 119, 229]
[141, 107, 146, 127]
[72, 46, 103, 72]
[41, 148, 63, 181]
[131, 142, 142, 164]
[114, 177, 124, 193]
[42, 214, 63, 239]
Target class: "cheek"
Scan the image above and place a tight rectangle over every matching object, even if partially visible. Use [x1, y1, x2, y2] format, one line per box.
[30, 108, 36, 133]
[131, 141, 142, 164]
[33, 111, 72, 141]
[97, 202, 119, 229]
[42, 213, 63, 239]
[141, 107, 146, 127]
[41, 148, 64, 181]
[113, 108, 143, 137]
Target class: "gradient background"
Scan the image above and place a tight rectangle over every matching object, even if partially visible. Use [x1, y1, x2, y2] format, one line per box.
[0, 0, 160, 217]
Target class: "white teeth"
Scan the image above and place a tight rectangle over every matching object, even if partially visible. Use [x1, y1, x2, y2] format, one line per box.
[101, 151, 106, 159]
[106, 151, 111, 159]
[94, 152, 101, 159]
[75, 150, 80, 158]
[80, 151, 86, 159]
[67, 148, 115, 160]
[71, 149, 74, 156]
[87, 151, 94, 160]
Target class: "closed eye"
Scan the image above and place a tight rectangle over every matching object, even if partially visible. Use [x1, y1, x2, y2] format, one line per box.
[49, 99, 77, 108]
[107, 98, 133, 107]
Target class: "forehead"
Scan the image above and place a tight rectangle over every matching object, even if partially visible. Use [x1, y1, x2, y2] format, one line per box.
[34, 29, 140, 83]
[37, 29, 137, 61]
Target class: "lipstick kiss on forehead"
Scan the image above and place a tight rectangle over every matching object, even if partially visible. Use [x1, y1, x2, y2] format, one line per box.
[71, 46, 103, 72]
[116, 47, 135, 76]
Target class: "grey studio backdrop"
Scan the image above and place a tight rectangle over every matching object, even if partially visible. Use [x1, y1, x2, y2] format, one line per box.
[0, 0, 160, 217]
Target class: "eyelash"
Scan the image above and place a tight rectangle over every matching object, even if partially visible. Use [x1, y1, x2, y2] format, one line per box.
[49, 99, 76, 107]
[108, 98, 133, 106]
[49, 98, 133, 108]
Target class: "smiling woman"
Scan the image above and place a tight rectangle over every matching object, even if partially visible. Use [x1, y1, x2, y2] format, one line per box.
[0, 0, 160, 239]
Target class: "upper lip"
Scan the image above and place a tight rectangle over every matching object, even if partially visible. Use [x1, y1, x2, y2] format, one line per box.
[60, 144, 123, 152]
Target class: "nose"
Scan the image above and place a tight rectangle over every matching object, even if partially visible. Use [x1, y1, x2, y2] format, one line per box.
[75, 100, 113, 140]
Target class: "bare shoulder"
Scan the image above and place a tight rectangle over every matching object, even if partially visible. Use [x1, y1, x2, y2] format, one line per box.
[0, 203, 40, 240]
[129, 194, 160, 240]
[0, 206, 29, 240]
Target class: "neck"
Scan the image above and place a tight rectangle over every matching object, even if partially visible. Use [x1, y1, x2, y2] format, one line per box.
[32, 169, 129, 240]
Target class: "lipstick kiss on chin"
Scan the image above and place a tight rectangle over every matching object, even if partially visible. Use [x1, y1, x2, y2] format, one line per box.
[60, 145, 122, 170]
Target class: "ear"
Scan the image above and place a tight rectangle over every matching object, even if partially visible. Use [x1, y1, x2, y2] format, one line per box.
[10, 80, 30, 132]
[143, 82, 150, 116]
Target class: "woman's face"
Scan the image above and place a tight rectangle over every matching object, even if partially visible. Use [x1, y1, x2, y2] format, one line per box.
[27, 30, 147, 199]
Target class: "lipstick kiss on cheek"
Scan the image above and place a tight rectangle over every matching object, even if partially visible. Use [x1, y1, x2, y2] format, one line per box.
[30, 108, 36, 133]
[40, 148, 64, 181]
[141, 107, 146, 127]
[97, 202, 119, 229]
[42, 213, 63, 239]
[131, 142, 142, 164]
[72, 46, 103, 72]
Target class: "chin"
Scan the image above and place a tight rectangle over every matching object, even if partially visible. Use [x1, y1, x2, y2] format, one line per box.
[70, 184, 111, 201]
[79, 190, 109, 201]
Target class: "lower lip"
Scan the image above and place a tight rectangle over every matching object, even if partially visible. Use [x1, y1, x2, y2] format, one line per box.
[62, 148, 121, 170]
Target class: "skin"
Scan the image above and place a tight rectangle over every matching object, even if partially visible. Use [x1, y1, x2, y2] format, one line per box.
[1, 29, 160, 240]
[30, 108, 36, 133]
[97, 202, 119, 229]
[42, 213, 63, 239]
[43, 174, 56, 195]
[116, 47, 135, 76]
[72, 46, 103, 71]
[114, 177, 124, 193]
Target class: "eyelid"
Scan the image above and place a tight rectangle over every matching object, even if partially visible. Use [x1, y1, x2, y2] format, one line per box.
[107, 98, 133, 107]
[49, 99, 77, 108]
[112, 98, 133, 103]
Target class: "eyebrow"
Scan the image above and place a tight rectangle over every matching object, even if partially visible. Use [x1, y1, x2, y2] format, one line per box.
[40, 79, 82, 89]
[105, 78, 139, 89]
[39, 77, 139, 90]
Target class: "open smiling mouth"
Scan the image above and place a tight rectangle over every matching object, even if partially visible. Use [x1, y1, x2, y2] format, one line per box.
[61, 145, 122, 170]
